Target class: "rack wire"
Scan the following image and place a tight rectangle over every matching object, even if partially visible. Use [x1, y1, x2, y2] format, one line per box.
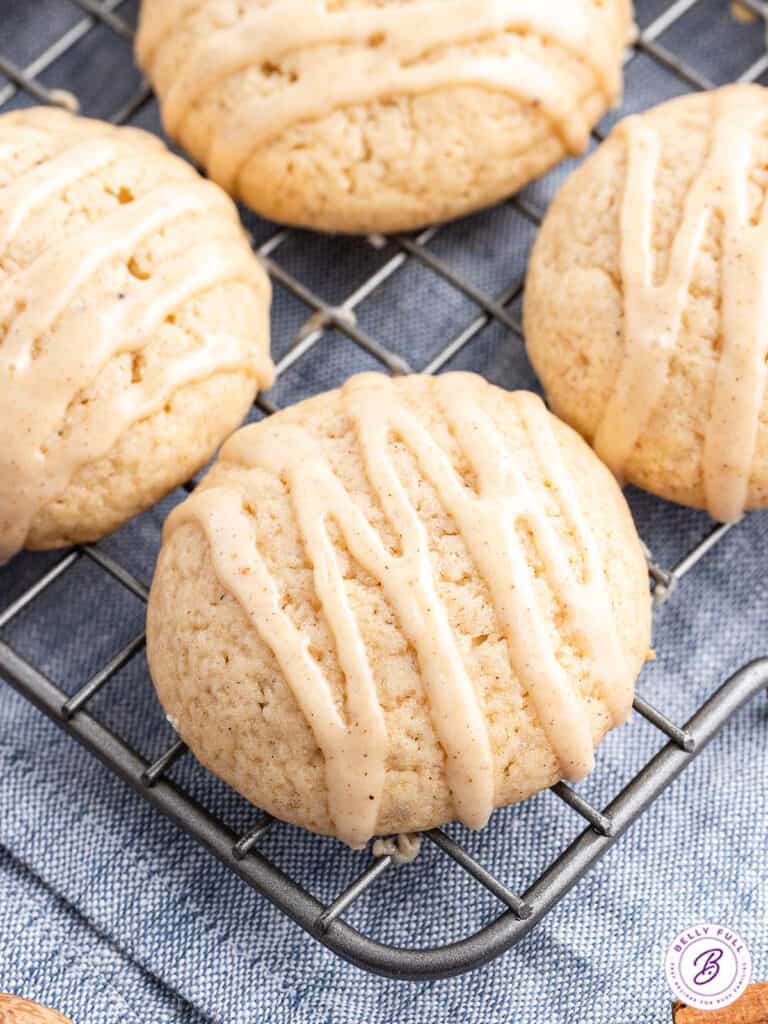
[1, 0, 767, 981]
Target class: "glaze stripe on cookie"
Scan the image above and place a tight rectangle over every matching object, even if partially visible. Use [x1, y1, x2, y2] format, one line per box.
[0, 134, 273, 564]
[594, 85, 768, 522]
[137, 0, 622, 195]
[164, 373, 630, 847]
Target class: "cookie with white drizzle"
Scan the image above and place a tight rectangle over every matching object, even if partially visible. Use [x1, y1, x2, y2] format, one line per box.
[525, 84, 768, 522]
[147, 373, 650, 847]
[135, 0, 631, 234]
[0, 107, 273, 562]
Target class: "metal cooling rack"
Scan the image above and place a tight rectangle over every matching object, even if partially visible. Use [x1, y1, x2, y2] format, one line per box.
[1, 0, 767, 981]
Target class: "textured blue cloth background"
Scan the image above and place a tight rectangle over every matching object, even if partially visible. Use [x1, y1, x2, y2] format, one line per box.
[1, 1, 767, 1022]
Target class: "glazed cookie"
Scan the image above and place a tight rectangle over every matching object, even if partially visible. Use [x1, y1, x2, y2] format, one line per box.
[0, 107, 273, 562]
[147, 373, 650, 846]
[525, 84, 768, 522]
[135, 0, 632, 234]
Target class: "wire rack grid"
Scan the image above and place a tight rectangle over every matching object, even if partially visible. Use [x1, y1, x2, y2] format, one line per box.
[0, 0, 767, 982]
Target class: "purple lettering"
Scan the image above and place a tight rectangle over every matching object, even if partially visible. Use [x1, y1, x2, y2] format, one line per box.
[693, 948, 723, 986]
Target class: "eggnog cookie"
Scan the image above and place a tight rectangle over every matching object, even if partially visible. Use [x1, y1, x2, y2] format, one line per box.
[0, 995, 73, 1024]
[525, 85, 768, 522]
[147, 373, 650, 846]
[0, 107, 273, 562]
[135, 0, 631, 234]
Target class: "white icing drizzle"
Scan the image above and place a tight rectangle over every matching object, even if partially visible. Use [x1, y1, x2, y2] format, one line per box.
[372, 833, 421, 865]
[0, 117, 273, 563]
[137, 0, 622, 194]
[0, 138, 126, 247]
[163, 373, 630, 846]
[594, 85, 768, 522]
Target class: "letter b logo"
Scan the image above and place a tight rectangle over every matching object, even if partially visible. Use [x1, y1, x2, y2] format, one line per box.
[693, 947, 723, 986]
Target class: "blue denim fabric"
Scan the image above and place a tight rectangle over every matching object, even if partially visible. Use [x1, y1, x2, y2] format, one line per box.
[1, 2, 767, 1022]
